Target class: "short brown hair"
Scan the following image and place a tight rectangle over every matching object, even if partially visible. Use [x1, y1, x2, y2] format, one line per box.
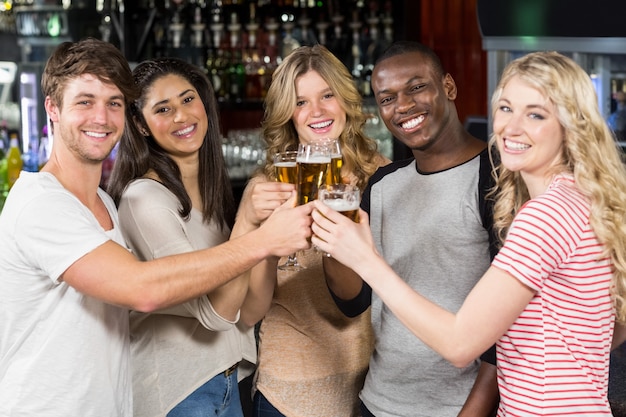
[41, 38, 137, 108]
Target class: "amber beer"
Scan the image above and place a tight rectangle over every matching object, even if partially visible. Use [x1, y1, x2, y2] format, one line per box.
[326, 154, 343, 185]
[318, 183, 361, 222]
[275, 161, 297, 184]
[297, 157, 330, 205]
[323, 198, 360, 222]
[273, 151, 298, 184]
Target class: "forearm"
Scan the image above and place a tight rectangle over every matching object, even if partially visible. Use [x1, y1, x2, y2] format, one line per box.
[66, 231, 272, 313]
[239, 259, 279, 327]
[457, 361, 499, 417]
[207, 273, 250, 322]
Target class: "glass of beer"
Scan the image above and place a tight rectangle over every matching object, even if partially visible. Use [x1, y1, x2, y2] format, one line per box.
[273, 151, 303, 271]
[273, 151, 298, 183]
[317, 183, 360, 257]
[321, 138, 342, 185]
[296, 142, 331, 205]
[318, 184, 361, 223]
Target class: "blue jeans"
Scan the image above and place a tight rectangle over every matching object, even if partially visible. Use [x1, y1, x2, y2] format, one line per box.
[167, 368, 244, 417]
[253, 391, 286, 417]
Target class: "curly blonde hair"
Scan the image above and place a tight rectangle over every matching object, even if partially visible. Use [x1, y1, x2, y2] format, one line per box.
[260, 44, 380, 190]
[488, 51, 626, 322]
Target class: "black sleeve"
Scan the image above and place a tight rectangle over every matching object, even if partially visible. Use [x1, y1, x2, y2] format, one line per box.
[480, 344, 497, 365]
[328, 281, 373, 318]
[478, 149, 499, 261]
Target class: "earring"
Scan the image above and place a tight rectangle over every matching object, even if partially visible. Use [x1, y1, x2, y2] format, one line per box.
[140, 128, 149, 137]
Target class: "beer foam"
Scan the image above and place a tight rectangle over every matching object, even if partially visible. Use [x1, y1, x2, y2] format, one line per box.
[274, 162, 296, 167]
[296, 155, 331, 163]
[323, 198, 359, 211]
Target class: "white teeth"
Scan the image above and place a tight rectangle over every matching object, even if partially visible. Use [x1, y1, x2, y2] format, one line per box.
[401, 115, 425, 129]
[175, 125, 194, 136]
[505, 140, 530, 151]
[310, 120, 332, 129]
[85, 131, 107, 138]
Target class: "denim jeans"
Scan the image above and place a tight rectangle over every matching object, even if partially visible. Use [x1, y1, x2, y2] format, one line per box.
[167, 368, 244, 417]
[252, 391, 286, 417]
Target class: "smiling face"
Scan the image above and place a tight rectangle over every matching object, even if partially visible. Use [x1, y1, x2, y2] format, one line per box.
[140, 74, 208, 162]
[46, 73, 125, 164]
[492, 75, 565, 194]
[291, 70, 346, 144]
[371, 51, 456, 151]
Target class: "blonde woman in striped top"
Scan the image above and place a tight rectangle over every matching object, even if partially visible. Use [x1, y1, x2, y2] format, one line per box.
[312, 51, 626, 416]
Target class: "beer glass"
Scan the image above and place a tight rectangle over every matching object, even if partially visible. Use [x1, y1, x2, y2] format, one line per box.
[317, 183, 361, 257]
[273, 151, 303, 271]
[273, 151, 298, 184]
[318, 184, 361, 223]
[296, 142, 331, 205]
[322, 139, 342, 185]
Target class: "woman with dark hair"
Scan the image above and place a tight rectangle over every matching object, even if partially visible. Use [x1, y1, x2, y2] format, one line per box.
[108, 57, 255, 417]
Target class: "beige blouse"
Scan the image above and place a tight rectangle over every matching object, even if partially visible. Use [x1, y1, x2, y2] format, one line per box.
[118, 179, 256, 417]
[254, 248, 374, 417]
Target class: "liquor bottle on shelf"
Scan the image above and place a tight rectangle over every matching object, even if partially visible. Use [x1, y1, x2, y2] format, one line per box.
[315, 17, 330, 46]
[190, 3, 206, 48]
[23, 135, 39, 173]
[281, 19, 300, 58]
[169, 7, 186, 49]
[328, 12, 349, 65]
[382, 0, 394, 47]
[7, 133, 23, 190]
[225, 12, 245, 100]
[209, 0, 225, 48]
[296, 9, 315, 46]
[228, 47, 246, 101]
[361, 1, 383, 97]
[348, 10, 363, 89]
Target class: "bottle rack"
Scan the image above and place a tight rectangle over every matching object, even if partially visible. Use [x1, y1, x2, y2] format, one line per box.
[99, 0, 398, 102]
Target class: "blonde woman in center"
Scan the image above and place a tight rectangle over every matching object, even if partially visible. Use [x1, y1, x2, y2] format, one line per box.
[231, 44, 389, 417]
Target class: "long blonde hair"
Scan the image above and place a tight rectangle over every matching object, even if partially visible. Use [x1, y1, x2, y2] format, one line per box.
[260, 44, 380, 190]
[488, 51, 626, 322]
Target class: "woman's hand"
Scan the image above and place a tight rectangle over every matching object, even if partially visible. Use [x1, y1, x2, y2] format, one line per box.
[311, 199, 377, 274]
[238, 179, 295, 227]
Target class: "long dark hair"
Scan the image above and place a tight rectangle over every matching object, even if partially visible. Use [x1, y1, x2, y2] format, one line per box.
[108, 57, 235, 230]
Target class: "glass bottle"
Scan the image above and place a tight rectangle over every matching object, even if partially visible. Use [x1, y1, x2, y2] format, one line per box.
[7, 134, 23, 190]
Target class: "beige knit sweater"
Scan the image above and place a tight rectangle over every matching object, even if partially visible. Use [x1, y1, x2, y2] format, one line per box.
[254, 249, 373, 417]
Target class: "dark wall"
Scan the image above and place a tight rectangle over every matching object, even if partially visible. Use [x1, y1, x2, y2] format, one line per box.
[477, 0, 626, 38]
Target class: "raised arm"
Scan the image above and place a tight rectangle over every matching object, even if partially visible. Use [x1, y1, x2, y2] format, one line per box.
[230, 177, 297, 326]
[311, 200, 535, 367]
[63, 196, 313, 313]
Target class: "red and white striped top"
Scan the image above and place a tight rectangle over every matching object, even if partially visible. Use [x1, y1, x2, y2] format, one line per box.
[492, 174, 615, 416]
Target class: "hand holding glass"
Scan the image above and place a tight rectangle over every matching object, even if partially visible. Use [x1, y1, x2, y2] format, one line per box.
[317, 183, 361, 256]
[273, 151, 302, 271]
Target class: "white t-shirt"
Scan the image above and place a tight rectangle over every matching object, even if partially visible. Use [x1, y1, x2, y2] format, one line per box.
[0, 172, 131, 417]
